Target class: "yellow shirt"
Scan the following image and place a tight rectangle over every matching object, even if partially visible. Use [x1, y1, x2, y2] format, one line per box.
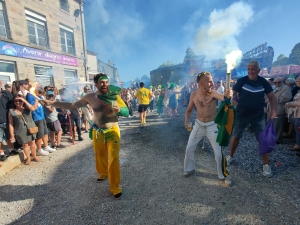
[135, 87, 151, 105]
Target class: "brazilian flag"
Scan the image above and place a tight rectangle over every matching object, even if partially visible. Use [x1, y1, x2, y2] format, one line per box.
[98, 85, 129, 117]
[214, 101, 236, 147]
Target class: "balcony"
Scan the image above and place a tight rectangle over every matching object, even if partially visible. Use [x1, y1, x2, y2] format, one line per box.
[60, 0, 70, 12]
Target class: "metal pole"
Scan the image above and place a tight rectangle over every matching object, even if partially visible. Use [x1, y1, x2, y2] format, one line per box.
[79, 1, 88, 81]
[225, 73, 231, 90]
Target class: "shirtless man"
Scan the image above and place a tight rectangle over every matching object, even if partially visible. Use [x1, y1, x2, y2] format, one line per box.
[183, 71, 233, 186]
[42, 73, 129, 199]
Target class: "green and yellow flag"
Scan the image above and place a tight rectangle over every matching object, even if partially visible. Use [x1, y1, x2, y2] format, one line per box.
[214, 101, 236, 147]
[97, 85, 129, 117]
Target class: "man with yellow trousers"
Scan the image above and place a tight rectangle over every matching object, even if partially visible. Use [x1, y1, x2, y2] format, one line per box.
[42, 73, 129, 199]
[135, 82, 154, 126]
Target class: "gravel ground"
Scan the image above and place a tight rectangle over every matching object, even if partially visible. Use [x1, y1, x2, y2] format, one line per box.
[0, 106, 300, 225]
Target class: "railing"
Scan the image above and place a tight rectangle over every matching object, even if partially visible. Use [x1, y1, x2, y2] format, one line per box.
[60, 0, 70, 12]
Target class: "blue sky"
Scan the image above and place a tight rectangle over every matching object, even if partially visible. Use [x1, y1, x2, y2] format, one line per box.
[84, 0, 300, 82]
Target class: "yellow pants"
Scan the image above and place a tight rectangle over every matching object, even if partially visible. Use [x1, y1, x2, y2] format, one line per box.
[92, 125, 122, 195]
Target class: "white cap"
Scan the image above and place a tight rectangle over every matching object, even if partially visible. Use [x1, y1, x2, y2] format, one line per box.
[6, 81, 11, 84]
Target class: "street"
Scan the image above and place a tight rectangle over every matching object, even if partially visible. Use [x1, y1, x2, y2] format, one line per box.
[0, 106, 300, 225]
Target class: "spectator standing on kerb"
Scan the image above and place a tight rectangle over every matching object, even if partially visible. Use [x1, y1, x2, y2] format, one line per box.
[43, 90, 65, 148]
[0, 80, 14, 162]
[18, 81, 55, 156]
[227, 60, 277, 177]
[8, 95, 40, 165]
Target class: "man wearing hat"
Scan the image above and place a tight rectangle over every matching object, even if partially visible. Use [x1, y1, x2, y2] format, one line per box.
[42, 73, 129, 199]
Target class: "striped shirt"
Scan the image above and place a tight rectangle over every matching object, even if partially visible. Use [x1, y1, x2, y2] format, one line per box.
[233, 76, 273, 116]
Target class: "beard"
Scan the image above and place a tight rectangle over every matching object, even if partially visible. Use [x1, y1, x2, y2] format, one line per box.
[99, 87, 108, 94]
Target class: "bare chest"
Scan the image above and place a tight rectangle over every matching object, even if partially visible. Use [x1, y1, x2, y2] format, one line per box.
[194, 94, 215, 108]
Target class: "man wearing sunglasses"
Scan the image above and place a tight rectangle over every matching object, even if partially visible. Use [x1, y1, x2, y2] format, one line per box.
[4, 83, 12, 92]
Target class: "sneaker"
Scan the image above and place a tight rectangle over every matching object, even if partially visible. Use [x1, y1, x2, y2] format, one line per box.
[44, 146, 56, 153]
[183, 169, 195, 177]
[96, 178, 107, 183]
[263, 164, 272, 177]
[56, 144, 66, 149]
[37, 149, 49, 156]
[224, 176, 233, 187]
[226, 156, 234, 166]
[114, 192, 122, 199]
[0, 154, 7, 161]
[9, 149, 21, 155]
[78, 136, 84, 141]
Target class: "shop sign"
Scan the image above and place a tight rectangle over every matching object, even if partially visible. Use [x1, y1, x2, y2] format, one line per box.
[0, 41, 78, 67]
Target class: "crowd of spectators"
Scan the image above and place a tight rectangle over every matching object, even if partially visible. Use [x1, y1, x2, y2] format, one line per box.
[0, 79, 94, 167]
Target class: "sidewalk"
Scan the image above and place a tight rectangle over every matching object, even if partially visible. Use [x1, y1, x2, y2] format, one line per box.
[0, 133, 89, 178]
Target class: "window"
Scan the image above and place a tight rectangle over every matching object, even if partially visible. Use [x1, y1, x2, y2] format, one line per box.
[60, 24, 75, 55]
[0, 61, 16, 88]
[64, 69, 78, 84]
[34, 65, 53, 87]
[0, 1, 8, 38]
[26, 9, 48, 48]
[60, 0, 70, 12]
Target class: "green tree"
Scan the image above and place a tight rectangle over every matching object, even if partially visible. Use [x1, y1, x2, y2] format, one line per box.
[289, 42, 300, 65]
[272, 54, 289, 66]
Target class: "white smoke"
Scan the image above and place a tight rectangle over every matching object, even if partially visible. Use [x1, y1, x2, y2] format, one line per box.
[194, 2, 254, 59]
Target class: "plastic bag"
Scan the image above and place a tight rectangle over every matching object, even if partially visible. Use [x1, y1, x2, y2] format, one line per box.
[258, 119, 276, 155]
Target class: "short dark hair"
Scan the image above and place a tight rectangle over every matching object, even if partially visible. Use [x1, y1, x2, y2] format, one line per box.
[140, 82, 144, 87]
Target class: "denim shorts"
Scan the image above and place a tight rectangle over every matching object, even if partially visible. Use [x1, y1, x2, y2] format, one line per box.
[233, 114, 265, 141]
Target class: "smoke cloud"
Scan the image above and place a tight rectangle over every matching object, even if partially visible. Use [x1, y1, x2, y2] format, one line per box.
[194, 2, 253, 59]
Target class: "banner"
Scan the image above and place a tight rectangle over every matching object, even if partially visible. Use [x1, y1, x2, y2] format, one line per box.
[0, 41, 78, 67]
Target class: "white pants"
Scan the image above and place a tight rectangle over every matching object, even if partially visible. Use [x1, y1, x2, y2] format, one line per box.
[184, 119, 229, 179]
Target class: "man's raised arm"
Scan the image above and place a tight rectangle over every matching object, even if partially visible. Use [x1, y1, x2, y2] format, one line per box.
[42, 96, 89, 110]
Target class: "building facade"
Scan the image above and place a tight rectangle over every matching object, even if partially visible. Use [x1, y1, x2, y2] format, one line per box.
[97, 59, 120, 87]
[0, 0, 87, 89]
[150, 48, 205, 86]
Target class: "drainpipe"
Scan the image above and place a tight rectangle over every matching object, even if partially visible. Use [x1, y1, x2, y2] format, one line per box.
[79, 0, 88, 81]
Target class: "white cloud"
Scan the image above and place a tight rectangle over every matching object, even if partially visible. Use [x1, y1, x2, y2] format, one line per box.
[193, 1, 254, 59]
[85, 0, 145, 57]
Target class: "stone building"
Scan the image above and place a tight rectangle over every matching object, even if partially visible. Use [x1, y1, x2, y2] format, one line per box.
[150, 47, 205, 86]
[97, 59, 120, 87]
[0, 0, 87, 88]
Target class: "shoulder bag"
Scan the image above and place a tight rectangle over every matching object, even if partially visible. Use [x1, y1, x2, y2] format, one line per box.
[14, 109, 38, 134]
